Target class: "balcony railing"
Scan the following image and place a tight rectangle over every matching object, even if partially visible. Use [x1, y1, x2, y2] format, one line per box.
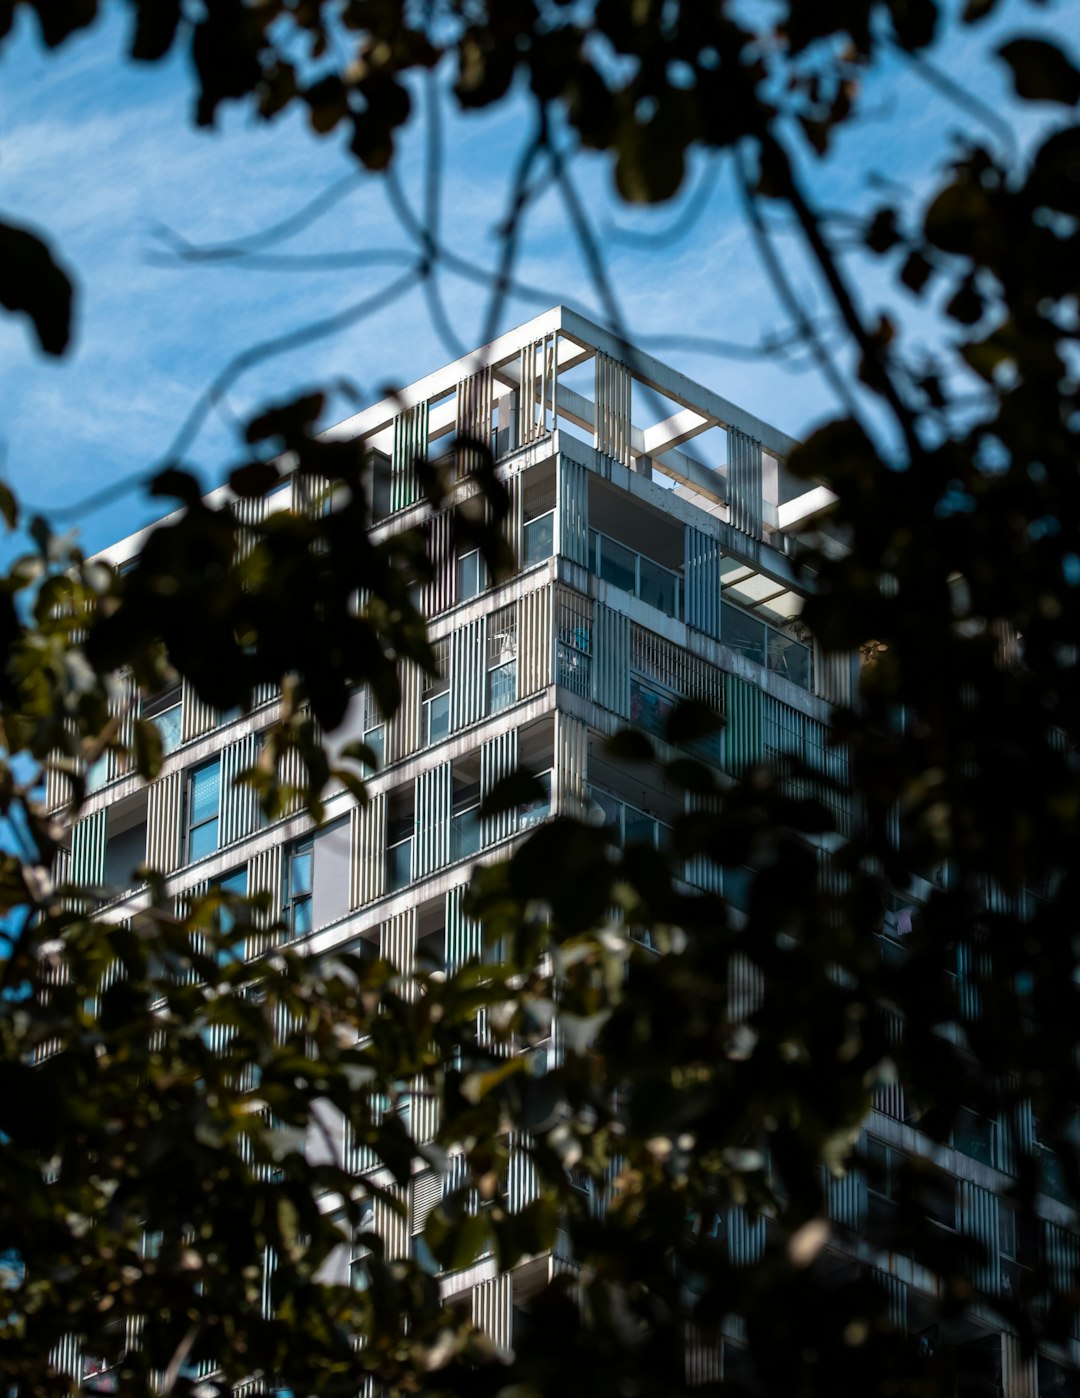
[590, 788, 672, 851]
[589, 529, 681, 621]
[721, 600, 811, 690]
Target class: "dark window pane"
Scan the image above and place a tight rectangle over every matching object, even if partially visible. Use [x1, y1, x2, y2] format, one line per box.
[427, 691, 450, 742]
[599, 536, 636, 594]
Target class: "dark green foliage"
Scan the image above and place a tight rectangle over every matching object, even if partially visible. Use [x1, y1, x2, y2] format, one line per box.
[2, 2, 1080, 1395]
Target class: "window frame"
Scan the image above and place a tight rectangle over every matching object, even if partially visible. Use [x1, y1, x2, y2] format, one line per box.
[186, 759, 221, 863]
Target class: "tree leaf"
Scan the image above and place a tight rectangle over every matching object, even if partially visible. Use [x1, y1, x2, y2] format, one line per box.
[0, 220, 74, 356]
[999, 37, 1080, 106]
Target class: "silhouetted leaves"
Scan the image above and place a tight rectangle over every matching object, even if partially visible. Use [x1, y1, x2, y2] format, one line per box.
[0, 220, 73, 356]
[999, 37, 1080, 106]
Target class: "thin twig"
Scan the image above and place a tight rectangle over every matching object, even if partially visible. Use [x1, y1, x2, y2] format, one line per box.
[888, 39, 1018, 161]
[733, 143, 859, 417]
[765, 134, 922, 460]
[150, 173, 361, 260]
[480, 117, 549, 347]
[28, 268, 423, 523]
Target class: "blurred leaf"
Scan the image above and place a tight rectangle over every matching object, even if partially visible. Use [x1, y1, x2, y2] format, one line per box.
[999, 37, 1080, 106]
[0, 220, 73, 356]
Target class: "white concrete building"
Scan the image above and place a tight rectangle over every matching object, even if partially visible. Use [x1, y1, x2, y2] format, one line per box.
[49, 307, 1078, 1397]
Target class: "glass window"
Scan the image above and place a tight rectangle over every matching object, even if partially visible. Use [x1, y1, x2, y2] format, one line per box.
[519, 770, 552, 830]
[488, 661, 516, 713]
[364, 722, 385, 773]
[953, 1106, 996, 1168]
[523, 511, 555, 565]
[487, 613, 517, 713]
[214, 868, 248, 963]
[386, 802, 414, 893]
[425, 690, 450, 743]
[866, 1136, 900, 1226]
[187, 761, 220, 861]
[423, 640, 451, 745]
[410, 1232, 441, 1275]
[451, 779, 482, 862]
[283, 840, 313, 940]
[86, 749, 110, 794]
[456, 549, 485, 602]
[143, 685, 183, 755]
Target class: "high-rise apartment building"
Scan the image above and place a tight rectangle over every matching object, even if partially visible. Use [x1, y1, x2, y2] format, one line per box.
[49, 307, 1078, 1397]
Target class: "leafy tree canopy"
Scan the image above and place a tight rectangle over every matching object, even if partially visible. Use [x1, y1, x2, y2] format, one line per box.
[1, 2, 1079, 1395]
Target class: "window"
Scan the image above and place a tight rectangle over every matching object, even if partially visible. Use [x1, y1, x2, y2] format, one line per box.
[866, 1136, 902, 1226]
[556, 591, 591, 697]
[386, 790, 414, 892]
[953, 1106, 996, 1168]
[186, 760, 220, 861]
[370, 449, 391, 521]
[999, 1206, 1037, 1301]
[284, 838, 314, 939]
[867, 1136, 956, 1234]
[423, 639, 451, 745]
[213, 868, 248, 964]
[350, 1197, 375, 1290]
[456, 547, 485, 602]
[451, 763, 481, 863]
[282, 820, 350, 938]
[487, 606, 517, 713]
[519, 769, 552, 830]
[142, 684, 183, 755]
[411, 1170, 443, 1275]
[523, 461, 556, 565]
[104, 816, 147, 895]
[877, 896, 915, 966]
[86, 749, 110, 794]
[523, 511, 554, 564]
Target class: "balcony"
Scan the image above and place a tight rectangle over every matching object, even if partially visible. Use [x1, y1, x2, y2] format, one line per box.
[589, 528, 681, 621]
[590, 788, 672, 851]
[721, 600, 811, 691]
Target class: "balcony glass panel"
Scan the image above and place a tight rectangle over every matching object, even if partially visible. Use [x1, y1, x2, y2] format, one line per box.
[768, 631, 812, 690]
[639, 555, 679, 620]
[151, 704, 183, 755]
[520, 770, 552, 829]
[386, 839, 413, 892]
[590, 529, 682, 620]
[597, 533, 637, 594]
[624, 808, 657, 847]
[523, 512, 555, 565]
[425, 691, 450, 744]
[451, 805, 482, 861]
[630, 678, 676, 740]
[488, 661, 516, 713]
[364, 725, 385, 772]
[721, 601, 766, 666]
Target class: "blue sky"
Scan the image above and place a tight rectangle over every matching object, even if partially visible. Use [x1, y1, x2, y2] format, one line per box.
[0, 1, 1077, 555]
